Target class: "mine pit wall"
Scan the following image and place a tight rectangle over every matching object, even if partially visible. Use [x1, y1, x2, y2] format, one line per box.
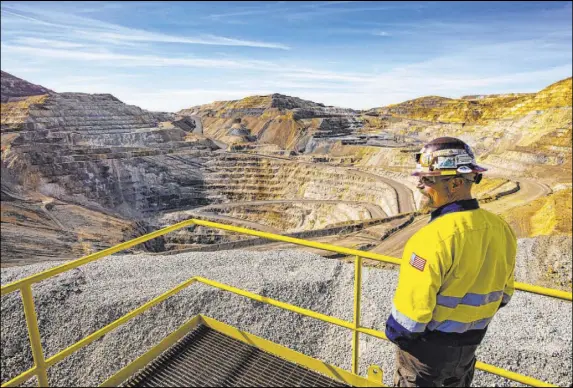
[208, 202, 376, 233]
[361, 107, 572, 183]
[1, 93, 172, 133]
[159, 154, 399, 247]
[195, 104, 362, 152]
[31, 152, 212, 218]
[2, 93, 214, 220]
[3, 93, 398, 256]
[478, 108, 572, 181]
[1, 93, 220, 261]
[204, 154, 398, 216]
[165, 213, 413, 254]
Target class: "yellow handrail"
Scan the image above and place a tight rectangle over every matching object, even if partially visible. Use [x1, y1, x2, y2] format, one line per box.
[2, 276, 556, 388]
[2, 218, 570, 301]
[1, 219, 198, 297]
[1, 218, 570, 387]
[20, 285, 48, 387]
[352, 256, 363, 375]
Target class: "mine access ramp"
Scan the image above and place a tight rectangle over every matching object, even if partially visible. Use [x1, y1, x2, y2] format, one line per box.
[1, 218, 571, 387]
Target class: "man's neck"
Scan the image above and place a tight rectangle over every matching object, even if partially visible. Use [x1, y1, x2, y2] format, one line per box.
[430, 198, 479, 222]
[448, 191, 473, 204]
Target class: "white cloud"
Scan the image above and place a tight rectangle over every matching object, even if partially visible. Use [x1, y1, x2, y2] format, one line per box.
[280, 70, 369, 83]
[1, 2, 570, 113]
[205, 2, 405, 23]
[70, 60, 572, 113]
[14, 37, 86, 49]
[1, 5, 290, 50]
[0, 9, 66, 29]
[1, 42, 371, 83]
[1, 44, 284, 70]
[65, 30, 290, 50]
[4, 36, 570, 112]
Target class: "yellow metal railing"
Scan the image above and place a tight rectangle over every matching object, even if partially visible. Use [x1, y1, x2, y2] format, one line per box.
[1, 218, 571, 387]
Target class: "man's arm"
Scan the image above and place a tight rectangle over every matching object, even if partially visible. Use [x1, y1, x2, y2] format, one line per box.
[385, 235, 448, 347]
[499, 266, 514, 308]
[499, 224, 517, 308]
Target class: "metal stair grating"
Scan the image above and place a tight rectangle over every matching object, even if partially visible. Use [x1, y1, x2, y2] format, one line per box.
[122, 324, 349, 387]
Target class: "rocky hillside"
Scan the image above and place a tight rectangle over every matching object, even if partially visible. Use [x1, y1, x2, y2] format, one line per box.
[502, 186, 572, 237]
[1, 91, 216, 216]
[179, 78, 571, 186]
[314, 78, 572, 238]
[1, 73, 402, 265]
[0, 71, 53, 103]
[2, 70, 571, 266]
[179, 93, 359, 151]
[1, 190, 137, 267]
[360, 77, 572, 183]
[370, 78, 570, 124]
[1, 72, 225, 265]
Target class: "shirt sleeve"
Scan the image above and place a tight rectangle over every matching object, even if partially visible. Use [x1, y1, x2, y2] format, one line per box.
[500, 223, 517, 308]
[385, 231, 450, 346]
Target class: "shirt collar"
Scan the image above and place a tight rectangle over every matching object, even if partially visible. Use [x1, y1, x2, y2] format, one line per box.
[430, 199, 480, 223]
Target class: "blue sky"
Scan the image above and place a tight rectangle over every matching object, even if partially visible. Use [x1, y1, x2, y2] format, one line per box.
[1, 1, 571, 112]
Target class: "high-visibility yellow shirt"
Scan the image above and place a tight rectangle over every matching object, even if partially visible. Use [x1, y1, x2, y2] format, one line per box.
[386, 199, 517, 346]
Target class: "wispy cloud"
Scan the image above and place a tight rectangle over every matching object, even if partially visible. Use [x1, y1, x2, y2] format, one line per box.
[284, 5, 402, 21]
[1, 41, 373, 85]
[14, 37, 86, 49]
[1, 5, 290, 50]
[205, 1, 406, 23]
[323, 27, 392, 36]
[1, 43, 284, 70]
[73, 2, 128, 15]
[206, 9, 274, 21]
[1, 1, 570, 112]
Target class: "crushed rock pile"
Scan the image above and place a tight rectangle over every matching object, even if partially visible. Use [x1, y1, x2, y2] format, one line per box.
[1, 250, 571, 387]
[516, 236, 573, 291]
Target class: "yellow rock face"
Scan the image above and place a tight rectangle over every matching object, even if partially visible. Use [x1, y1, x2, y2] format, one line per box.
[1, 94, 49, 131]
[502, 188, 572, 237]
[502, 78, 572, 118]
[378, 78, 572, 124]
[228, 95, 273, 109]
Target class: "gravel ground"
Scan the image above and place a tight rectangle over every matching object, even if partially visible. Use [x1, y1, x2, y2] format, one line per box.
[1, 249, 571, 387]
[516, 236, 573, 292]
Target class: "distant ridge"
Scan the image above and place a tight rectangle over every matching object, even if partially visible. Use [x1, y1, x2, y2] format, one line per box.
[0, 71, 53, 103]
[179, 93, 353, 115]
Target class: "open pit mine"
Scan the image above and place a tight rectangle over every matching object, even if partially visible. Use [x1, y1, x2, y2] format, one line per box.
[1, 71, 571, 387]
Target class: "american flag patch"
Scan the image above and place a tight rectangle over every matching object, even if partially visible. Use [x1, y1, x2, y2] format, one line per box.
[409, 253, 426, 271]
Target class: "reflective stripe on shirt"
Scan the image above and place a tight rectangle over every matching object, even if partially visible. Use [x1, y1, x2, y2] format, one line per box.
[427, 316, 493, 333]
[502, 292, 512, 304]
[391, 305, 427, 333]
[436, 290, 504, 308]
[386, 199, 517, 347]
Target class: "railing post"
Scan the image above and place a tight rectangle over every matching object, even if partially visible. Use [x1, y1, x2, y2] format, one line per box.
[367, 365, 383, 386]
[352, 255, 363, 375]
[21, 285, 49, 387]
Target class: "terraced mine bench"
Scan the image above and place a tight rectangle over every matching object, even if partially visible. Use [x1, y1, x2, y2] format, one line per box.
[1, 219, 571, 387]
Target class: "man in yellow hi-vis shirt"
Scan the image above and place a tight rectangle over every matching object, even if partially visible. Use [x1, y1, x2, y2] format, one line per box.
[385, 137, 517, 387]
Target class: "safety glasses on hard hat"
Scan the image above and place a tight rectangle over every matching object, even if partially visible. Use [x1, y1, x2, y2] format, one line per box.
[415, 152, 434, 167]
[415, 152, 473, 169]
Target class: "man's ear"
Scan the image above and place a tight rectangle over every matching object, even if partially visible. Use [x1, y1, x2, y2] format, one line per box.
[451, 177, 463, 189]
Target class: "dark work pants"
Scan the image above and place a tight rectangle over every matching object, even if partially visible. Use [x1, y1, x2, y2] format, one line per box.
[393, 344, 479, 387]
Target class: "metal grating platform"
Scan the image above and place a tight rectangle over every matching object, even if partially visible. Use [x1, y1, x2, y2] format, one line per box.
[123, 324, 349, 387]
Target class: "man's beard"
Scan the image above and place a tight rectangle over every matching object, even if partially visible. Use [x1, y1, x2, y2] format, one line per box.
[419, 191, 435, 212]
